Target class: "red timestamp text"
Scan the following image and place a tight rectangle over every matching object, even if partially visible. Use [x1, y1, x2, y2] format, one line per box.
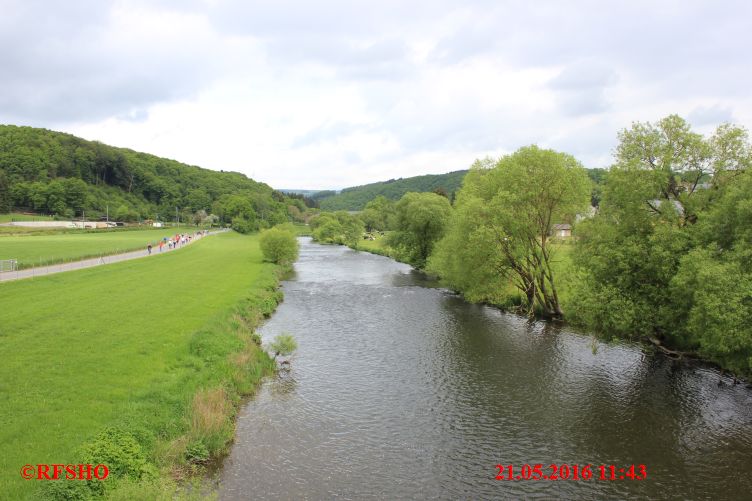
[494, 463, 647, 481]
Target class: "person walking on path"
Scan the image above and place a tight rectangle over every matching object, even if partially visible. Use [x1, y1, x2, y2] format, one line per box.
[147, 243, 152, 255]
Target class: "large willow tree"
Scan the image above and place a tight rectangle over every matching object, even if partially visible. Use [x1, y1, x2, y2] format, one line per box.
[570, 116, 752, 372]
[429, 146, 591, 317]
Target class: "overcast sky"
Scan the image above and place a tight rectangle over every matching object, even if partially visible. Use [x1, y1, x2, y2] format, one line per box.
[1, 1, 750, 189]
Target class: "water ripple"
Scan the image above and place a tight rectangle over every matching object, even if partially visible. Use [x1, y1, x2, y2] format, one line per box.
[220, 238, 752, 500]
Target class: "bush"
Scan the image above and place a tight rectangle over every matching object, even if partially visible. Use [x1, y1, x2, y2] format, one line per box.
[269, 333, 297, 357]
[231, 216, 254, 234]
[259, 227, 299, 265]
[41, 427, 157, 499]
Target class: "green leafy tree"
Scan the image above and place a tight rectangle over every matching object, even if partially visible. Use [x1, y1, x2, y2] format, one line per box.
[361, 195, 396, 231]
[311, 211, 364, 246]
[312, 217, 344, 243]
[184, 188, 211, 212]
[45, 180, 68, 214]
[430, 148, 590, 317]
[231, 216, 254, 234]
[669, 248, 752, 372]
[571, 116, 752, 363]
[28, 181, 48, 211]
[388, 192, 452, 268]
[287, 204, 305, 223]
[338, 211, 365, 246]
[0, 169, 10, 212]
[62, 178, 88, 210]
[215, 194, 256, 228]
[259, 227, 299, 265]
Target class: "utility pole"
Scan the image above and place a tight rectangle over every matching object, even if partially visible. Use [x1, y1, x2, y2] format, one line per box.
[176, 206, 179, 225]
[106, 205, 109, 223]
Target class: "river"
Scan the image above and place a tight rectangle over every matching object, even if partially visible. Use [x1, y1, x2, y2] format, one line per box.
[219, 237, 752, 500]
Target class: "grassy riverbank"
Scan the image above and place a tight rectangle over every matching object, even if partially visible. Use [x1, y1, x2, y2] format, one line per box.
[0, 232, 282, 499]
[354, 233, 395, 258]
[354, 233, 577, 309]
[0, 227, 198, 268]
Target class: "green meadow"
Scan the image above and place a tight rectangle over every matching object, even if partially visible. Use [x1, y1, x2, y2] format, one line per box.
[0, 231, 280, 499]
[0, 227, 196, 268]
[355, 233, 390, 255]
[0, 213, 55, 223]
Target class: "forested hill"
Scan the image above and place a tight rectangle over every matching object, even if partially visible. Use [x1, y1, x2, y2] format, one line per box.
[0, 125, 297, 229]
[318, 170, 468, 211]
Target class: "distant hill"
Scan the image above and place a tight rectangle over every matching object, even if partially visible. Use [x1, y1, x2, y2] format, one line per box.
[319, 170, 468, 211]
[0, 125, 293, 227]
[277, 189, 331, 197]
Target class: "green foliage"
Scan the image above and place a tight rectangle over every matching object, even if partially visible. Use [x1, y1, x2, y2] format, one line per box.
[311, 211, 364, 246]
[269, 333, 298, 357]
[78, 428, 155, 480]
[430, 148, 590, 316]
[569, 115, 752, 373]
[185, 441, 211, 464]
[0, 125, 298, 227]
[259, 226, 299, 265]
[388, 192, 452, 268]
[319, 170, 468, 211]
[669, 249, 752, 372]
[0, 169, 10, 212]
[40, 428, 157, 500]
[215, 194, 256, 229]
[586, 167, 608, 207]
[231, 216, 254, 234]
[360, 195, 396, 231]
[309, 190, 336, 202]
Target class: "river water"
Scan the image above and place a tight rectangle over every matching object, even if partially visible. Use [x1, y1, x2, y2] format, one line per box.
[220, 238, 752, 500]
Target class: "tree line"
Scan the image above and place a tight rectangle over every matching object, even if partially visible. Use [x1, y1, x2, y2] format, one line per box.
[309, 115, 752, 374]
[0, 125, 310, 232]
[317, 170, 468, 211]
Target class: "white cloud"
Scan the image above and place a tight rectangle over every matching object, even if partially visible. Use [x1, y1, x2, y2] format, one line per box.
[1, 0, 750, 189]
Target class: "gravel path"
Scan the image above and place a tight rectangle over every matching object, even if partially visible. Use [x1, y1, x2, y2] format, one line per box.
[0, 230, 225, 283]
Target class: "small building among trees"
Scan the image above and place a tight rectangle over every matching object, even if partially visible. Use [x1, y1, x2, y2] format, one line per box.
[552, 223, 572, 238]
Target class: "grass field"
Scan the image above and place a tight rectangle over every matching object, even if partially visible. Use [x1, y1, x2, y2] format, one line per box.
[0, 232, 280, 499]
[0, 212, 55, 223]
[0, 227, 198, 269]
[354, 233, 395, 257]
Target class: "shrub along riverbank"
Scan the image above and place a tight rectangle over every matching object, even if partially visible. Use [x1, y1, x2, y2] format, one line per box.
[0, 232, 285, 499]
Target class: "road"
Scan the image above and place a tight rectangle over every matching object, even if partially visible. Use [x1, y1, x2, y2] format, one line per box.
[0, 230, 225, 283]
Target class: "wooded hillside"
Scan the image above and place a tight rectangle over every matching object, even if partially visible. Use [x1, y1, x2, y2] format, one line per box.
[318, 170, 468, 210]
[0, 125, 297, 229]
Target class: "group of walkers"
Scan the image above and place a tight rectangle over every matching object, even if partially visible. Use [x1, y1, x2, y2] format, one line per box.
[147, 230, 210, 255]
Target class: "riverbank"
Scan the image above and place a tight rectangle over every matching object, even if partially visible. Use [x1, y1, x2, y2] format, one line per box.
[349, 236, 749, 380]
[0, 232, 284, 499]
[221, 236, 752, 500]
